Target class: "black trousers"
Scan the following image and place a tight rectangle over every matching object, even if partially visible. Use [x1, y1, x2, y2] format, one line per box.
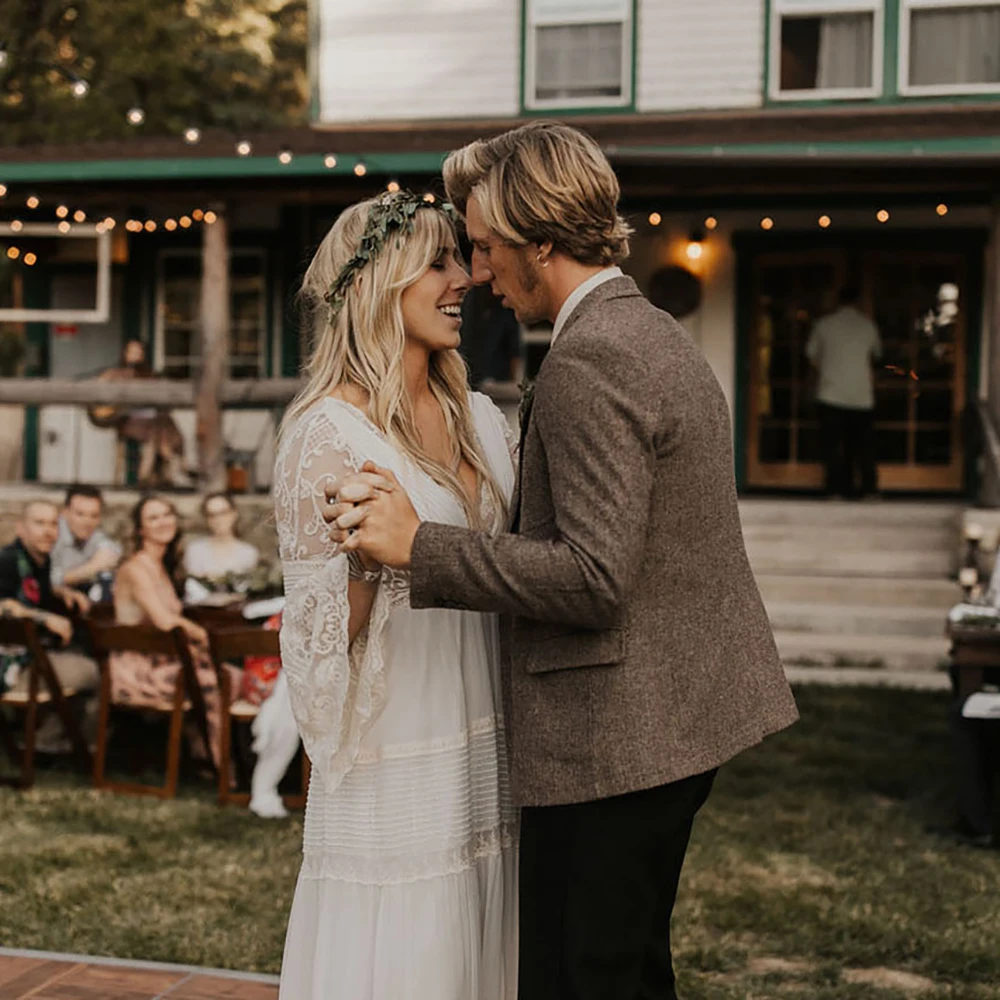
[518, 768, 717, 1000]
[818, 402, 877, 498]
[949, 671, 1000, 837]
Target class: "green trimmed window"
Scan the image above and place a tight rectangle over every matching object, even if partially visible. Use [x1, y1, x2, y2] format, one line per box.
[899, 0, 1000, 95]
[769, 0, 885, 100]
[523, 0, 634, 110]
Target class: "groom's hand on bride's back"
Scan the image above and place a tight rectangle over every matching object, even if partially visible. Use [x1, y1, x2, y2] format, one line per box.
[323, 463, 420, 569]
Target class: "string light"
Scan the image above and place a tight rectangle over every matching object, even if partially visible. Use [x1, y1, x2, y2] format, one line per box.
[23, 252, 36, 266]
[818, 215, 831, 229]
[0, 184, 6, 198]
[278, 148, 294, 165]
[179, 216, 192, 228]
[102, 217, 116, 229]
[183, 127, 202, 145]
[236, 140, 252, 157]
[164, 218, 178, 231]
[126, 107, 145, 126]
[704, 216, 718, 231]
[324, 154, 337, 169]
[877, 209, 890, 223]
[354, 162, 367, 177]
[73, 209, 86, 223]
[10, 220, 22, 232]
[6, 246, 19, 260]
[204, 210, 218, 224]
[648, 212, 661, 226]
[55, 205, 69, 219]
[70, 78, 89, 99]
[144, 220, 156, 232]
[386, 180, 400, 193]
[192, 209, 204, 221]
[936, 203, 949, 216]
[125, 219, 141, 232]
[760, 217, 774, 231]
[58, 221, 70, 233]
[0, 45, 7, 70]
[26, 195, 39, 209]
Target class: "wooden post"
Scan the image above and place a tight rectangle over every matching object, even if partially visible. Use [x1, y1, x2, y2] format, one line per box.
[197, 203, 229, 491]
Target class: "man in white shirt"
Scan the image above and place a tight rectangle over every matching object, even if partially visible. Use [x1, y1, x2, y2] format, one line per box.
[806, 285, 882, 499]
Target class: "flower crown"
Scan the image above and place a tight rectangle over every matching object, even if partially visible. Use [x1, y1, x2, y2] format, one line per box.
[324, 190, 457, 325]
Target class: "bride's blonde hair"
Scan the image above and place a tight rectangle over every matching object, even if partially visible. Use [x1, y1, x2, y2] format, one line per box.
[283, 193, 506, 529]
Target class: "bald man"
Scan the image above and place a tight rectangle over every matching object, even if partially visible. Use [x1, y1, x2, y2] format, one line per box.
[0, 500, 99, 749]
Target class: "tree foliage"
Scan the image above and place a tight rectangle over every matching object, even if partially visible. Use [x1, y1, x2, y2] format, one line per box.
[0, 0, 308, 147]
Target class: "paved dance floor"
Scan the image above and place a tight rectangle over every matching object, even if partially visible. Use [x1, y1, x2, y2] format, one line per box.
[0, 949, 278, 999]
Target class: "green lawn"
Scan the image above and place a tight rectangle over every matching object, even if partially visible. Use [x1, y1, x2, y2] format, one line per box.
[1, 687, 998, 999]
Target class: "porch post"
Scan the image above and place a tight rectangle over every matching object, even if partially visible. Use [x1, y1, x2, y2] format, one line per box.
[197, 203, 229, 491]
[981, 201, 1000, 506]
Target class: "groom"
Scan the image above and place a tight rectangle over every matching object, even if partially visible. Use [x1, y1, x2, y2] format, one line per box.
[327, 122, 799, 999]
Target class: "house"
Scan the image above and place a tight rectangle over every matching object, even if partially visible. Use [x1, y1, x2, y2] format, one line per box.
[2, 0, 999, 499]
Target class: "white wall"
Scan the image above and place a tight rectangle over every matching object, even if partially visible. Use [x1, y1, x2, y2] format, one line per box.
[315, 0, 520, 124]
[637, 0, 765, 112]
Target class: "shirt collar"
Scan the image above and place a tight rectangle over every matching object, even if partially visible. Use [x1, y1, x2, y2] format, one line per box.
[551, 267, 623, 345]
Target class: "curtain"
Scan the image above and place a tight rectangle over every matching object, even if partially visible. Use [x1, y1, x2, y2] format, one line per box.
[817, 12, 874, 89]
[535, 22, 623, 99]
[910, 5, 1000, 86]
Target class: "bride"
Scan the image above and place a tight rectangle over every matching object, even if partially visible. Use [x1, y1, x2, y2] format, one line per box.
[273, 190, 518, 999]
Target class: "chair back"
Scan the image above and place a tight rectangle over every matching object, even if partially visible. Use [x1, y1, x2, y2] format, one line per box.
[185, 604, 246, 630]
[88, 622, 189, 659]
[0, 615, 44, 654]
[208, 625, 280, 664]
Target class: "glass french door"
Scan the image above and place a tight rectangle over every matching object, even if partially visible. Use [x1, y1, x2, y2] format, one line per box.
[747, 248, 968, 492]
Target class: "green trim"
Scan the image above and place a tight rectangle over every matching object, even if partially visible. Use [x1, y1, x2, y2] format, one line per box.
[307, 0, 321, 124]
[0, 152, 446, 185]
[616, 134, 1000, 159]
[519, 0, 638, 116]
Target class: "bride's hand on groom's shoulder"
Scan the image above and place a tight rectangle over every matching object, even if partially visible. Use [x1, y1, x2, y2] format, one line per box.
[323, 462, 420, 570]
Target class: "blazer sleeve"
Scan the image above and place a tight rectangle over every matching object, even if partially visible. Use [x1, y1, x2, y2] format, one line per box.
[410, 338, 660, 629]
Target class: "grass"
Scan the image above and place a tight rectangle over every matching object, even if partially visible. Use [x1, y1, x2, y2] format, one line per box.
[2, 686, 999, 998]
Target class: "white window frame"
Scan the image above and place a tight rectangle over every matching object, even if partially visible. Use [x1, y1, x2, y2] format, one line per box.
[523, 0, 633, 111]
[154, 247, 268, 380]
[769, 0, 885, 102]
[899, 0, 1000, 96]
[0, 223, 112, 323]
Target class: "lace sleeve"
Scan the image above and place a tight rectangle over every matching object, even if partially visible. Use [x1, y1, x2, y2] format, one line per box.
[272, 405, 396, 792]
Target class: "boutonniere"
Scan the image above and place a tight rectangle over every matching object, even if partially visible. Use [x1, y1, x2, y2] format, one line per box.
[517, 378, 536, 428]
[21, 577, 40, 604]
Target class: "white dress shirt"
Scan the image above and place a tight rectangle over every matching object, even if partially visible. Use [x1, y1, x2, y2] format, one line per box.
[550, 267, 623, 345]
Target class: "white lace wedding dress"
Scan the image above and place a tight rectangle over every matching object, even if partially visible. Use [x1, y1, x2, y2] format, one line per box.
[273, 393, 518, 1000]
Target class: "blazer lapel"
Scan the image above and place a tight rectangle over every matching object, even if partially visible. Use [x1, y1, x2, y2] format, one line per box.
[509, 393, 534, 532]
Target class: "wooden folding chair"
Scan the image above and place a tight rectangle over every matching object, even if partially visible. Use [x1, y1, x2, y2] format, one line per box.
[185, 604, 246, 630]
[87, 622, 214, 799]
[208, 625, 309, 809]
[0, 617, 93, 789]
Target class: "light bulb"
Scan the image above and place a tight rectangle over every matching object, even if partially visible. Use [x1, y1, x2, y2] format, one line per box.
[192, 209, 204, 221]
[278, 149, 293, 165]
[10, 220, 22, 232]
[23, 252, 36, 266]
[423, 192, 435, 203]
[127, 107, 146, 126]
[686, 241, 703, 261]
[71, 78, 89, 99]
[58, 221, 70, 233]
[144, 220, 156, 232]
[648, 212, 661, 226]
[324, 154, 337, 169]
[6, 246, 19, 260]
[56, 205, 69, 219]
[877, 209, 890, 223]
[204, 210, 217, 225]
[103, 217, 116, 229]
[179, 216, 192, 228]
[704, 216, 718, 231]
[73, 209, 86, 223]
[354, 162, 367, 177]
[760, 217, 774, 231]
[818, 215, 831, 229]
[183, 127, 202, 145]
[164, 218, 178, 231]
[0, 184, 6, 198]
[26, 195, 39, 209]
[236, 140, 252, 157]
[936, 203, 949, 217]
[386, 181, 400, 193]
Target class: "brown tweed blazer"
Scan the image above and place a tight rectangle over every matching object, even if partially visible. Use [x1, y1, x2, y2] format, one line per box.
[411, 275, 798, 807]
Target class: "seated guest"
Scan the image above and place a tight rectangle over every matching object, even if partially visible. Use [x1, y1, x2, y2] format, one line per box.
[112, 495, 239, 766]
[51, 484, 121, 602]
[184, 492, 259, 583]
[0, 500, 99, 747]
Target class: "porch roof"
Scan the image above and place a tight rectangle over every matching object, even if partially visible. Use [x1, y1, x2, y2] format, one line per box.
[2, 103, 1000, 186]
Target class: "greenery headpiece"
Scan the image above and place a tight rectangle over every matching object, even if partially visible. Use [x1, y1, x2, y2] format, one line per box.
[324, 190, 457, 325]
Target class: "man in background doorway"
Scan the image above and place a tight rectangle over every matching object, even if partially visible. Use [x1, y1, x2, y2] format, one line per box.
[807, 284, 882, 499]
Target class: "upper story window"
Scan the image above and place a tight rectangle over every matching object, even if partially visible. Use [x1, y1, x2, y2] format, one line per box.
[900, 0, 1000, 94]
[769, 0, 884, 100]
[524, 0, 633, 110]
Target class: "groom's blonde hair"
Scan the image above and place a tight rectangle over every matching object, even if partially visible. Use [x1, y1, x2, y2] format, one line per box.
[443, 121, 631, 266]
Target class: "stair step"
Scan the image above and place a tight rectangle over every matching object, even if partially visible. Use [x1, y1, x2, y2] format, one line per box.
[739, 498, 963, 529]
[785, 665, 950, 691]
[748, 547, 955, 578]
[756, 574, 958, 608]
[765, 601, 947, 638]
[775, 630, 951, 672]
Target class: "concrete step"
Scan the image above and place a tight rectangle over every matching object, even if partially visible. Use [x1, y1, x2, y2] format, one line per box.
[784, 665, 950, 691]
[749, 546, 955, 578]
[739, 498, 964, 529]
[775, 630, 951, 671]
[742, 522, 956, 551]
[756, 574, 958, 609]
[765, 601, 947, 639]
